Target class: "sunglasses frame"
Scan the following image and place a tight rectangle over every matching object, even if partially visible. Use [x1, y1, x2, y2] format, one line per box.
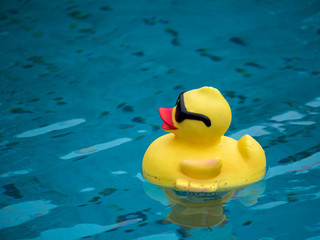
[175, 92, 211, 127]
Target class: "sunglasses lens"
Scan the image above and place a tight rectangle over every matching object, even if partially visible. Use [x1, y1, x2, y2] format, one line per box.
[175, 93, 185, 123]
[175, 101, 182, 122]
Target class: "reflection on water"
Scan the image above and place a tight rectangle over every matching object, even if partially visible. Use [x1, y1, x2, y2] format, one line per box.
[25, 219, 143, 240]
[165, 189, 234, 228]
[60, 137, 132, 159]
[0, 200, 57, 229]
[16, 119, 86, 138]
[144, 180, 266, 229]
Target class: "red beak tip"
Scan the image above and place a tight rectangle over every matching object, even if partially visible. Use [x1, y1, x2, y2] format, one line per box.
[158, 107, 177, 130]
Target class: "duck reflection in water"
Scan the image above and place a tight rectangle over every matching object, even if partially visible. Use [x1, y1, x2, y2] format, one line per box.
[144, 180, 266, 229]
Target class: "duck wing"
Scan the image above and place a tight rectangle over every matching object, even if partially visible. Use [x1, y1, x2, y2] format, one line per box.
[180, 158, 222, 179]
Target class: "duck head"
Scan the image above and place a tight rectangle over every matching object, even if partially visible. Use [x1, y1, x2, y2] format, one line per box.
[159, 86, 232, 144]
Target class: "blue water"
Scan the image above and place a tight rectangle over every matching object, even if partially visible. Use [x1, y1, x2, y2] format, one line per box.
[1, 0, 320, 239]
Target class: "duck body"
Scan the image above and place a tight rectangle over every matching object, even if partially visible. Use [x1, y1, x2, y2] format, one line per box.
[142, 87, 266, 193]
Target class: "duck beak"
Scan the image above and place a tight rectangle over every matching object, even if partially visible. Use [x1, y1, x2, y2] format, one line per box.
[159, 107, 178, 130]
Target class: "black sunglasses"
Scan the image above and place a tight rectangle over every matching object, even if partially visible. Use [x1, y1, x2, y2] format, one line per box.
[175, 92, 211, 127]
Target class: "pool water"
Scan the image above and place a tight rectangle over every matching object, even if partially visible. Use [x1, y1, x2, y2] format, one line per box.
[1, 0, 320, 239]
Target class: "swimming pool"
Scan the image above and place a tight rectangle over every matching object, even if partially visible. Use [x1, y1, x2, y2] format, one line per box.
[1, 0, 320, 239]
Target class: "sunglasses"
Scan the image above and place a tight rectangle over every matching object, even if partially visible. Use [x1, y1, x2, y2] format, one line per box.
[175, 92, 211, 127]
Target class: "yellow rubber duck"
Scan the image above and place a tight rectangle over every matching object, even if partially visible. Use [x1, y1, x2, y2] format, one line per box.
[143, 86, 266, 192]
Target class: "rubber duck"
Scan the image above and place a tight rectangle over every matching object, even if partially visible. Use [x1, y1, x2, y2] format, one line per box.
[143, 86, 266, 192]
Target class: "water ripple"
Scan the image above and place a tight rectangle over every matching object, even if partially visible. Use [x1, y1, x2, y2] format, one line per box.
[16, 119, 86, 138]
[0, 200, 57, 229]
[60, 138, 132, 160]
